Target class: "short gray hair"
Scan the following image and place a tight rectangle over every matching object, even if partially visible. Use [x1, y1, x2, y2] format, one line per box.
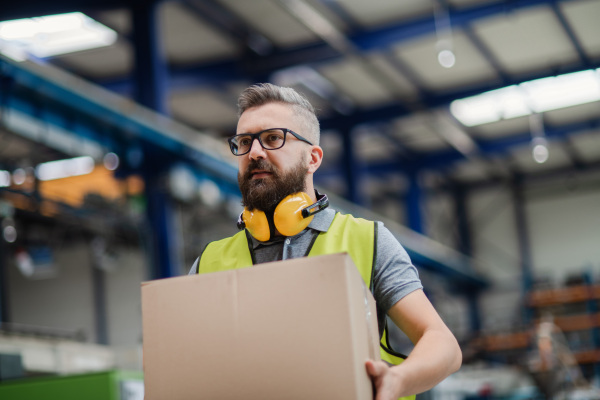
[237, 83, 320, 145]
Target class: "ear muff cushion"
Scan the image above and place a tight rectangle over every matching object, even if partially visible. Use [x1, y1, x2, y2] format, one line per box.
[273, 192, 314, 237]
[242, 208, 270, 242]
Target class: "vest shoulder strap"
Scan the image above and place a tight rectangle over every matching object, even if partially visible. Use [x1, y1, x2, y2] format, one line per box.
[308, 212, 375, 289]
[199, 230, 253, 273]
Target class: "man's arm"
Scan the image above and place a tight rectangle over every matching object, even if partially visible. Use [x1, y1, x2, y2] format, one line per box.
[366, 289, 462, 399]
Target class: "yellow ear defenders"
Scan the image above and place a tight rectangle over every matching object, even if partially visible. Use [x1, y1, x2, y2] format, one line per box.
[237, 192, 329, 241]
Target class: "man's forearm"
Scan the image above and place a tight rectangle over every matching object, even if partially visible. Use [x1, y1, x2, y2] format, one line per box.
[388, 327, 462, 397]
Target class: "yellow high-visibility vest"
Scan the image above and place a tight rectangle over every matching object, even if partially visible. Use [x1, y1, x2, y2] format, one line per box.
[199, 212, 415, 400]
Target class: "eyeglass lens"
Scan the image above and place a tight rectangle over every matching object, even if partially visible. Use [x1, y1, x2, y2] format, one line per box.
[232, 129, 286, 154]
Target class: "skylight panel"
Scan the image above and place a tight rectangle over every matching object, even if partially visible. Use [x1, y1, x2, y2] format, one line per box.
[0, 170, 10, 187]
[0, 12, 117, 61]
[35, 156, 95, 181]
[450, 69, 600, 127]
[521, 70, 600, 113]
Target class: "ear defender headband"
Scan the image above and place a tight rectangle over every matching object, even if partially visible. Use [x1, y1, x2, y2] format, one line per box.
[237, 192, 329, 241]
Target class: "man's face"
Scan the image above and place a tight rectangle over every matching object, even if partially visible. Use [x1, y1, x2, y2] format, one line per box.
[236, 103, 311, 212]
[238, 156, 308, 212]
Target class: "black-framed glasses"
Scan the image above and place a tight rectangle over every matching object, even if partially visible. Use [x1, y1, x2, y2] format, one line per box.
[227, 128, 313, 156]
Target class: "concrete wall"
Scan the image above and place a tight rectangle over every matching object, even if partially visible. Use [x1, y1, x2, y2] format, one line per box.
[7, 243, 98, 342]
[527, 183, 600, 281]
[104, 248, 146, 348]
[5, 238, 148, 370]
[453, 170, 600, 333]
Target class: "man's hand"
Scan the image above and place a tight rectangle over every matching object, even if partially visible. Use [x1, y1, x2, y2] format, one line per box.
[365, 360, 402, 400]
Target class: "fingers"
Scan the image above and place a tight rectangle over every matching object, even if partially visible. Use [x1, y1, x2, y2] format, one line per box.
[365, 360, 387, 378]
[366, 361, 397, 400]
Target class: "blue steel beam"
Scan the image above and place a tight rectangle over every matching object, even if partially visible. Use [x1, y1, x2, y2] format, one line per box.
[0, 56, 239, 187]
[321, 61, 600, 131]
[550, 2, 591, 67]
[181, 0, 273, 56]
[346, 116, 600, 174]
[461, 25, 511, 83]
[97, 0, 576, 91]
[351, 0, 570, 51]
[0, 0, 571, 50]
[404, 248, 487, 290]
[316, 0, 362, 30]
[99, 59, 245, 96]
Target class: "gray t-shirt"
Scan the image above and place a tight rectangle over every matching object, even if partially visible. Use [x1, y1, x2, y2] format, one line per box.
[189, 207, 423, 335]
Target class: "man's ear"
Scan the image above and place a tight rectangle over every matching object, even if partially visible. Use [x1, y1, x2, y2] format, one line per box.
[307, 145, 323, 174]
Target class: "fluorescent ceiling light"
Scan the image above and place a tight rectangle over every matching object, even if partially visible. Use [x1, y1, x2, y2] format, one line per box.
[0, 170, 10, 187]
[450, 69, 600, 127]
[35, 156, 95, 181]
[0, 12, 117, 59]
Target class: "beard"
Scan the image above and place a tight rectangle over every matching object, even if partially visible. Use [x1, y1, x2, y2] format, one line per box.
[238, 158, 308, 213]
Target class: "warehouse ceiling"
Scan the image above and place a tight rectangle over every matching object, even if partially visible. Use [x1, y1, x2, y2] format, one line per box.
[1, 0, 600, 209]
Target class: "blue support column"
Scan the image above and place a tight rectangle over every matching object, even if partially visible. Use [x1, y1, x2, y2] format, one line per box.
[453, 184, 472, 255]
[406, 169, 424, 234]
[453, 184, 482, 333]
[512, 174, 534, 320]
[131, 0, 168, 114]
[131, 1, 179, 278]
[91, 266, 108, 345]
[341, 129, 362, 205]
[580, 272, 600, 381]
[0, 222, 9, 327]
[144, 176, 180, 279]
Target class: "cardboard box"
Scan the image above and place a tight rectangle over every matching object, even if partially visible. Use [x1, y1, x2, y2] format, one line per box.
[142, 253, 380, 400]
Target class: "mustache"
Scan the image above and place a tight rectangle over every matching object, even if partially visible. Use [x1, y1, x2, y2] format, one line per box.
[243, 159, 277, 179]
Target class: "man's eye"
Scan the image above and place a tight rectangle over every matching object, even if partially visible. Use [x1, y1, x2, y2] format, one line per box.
[239, 137, 252, 146]
[265, 134, 283, 143]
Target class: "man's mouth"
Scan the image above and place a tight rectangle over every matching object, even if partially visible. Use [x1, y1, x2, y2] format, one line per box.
[251, 170, 272, 179]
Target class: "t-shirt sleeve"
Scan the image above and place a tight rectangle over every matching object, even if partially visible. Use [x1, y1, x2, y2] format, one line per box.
[372, 221, 423, 313]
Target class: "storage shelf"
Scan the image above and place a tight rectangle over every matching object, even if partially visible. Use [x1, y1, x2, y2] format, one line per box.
[536, 313, 600, 332]
[502, 281, 600, 382]
[479, 331, 531, 352]
[481, 284, 600, 355]
[574, 349, 600, 364]
[528, 285, 600, 307]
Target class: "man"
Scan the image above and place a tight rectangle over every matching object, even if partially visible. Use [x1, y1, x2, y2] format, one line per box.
[190, 83, 461, 399]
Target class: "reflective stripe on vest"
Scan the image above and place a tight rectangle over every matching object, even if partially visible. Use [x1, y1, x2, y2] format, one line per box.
[199, 213, 415, 400]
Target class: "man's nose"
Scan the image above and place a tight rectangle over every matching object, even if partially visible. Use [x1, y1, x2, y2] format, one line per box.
[248, 137, 266, 159]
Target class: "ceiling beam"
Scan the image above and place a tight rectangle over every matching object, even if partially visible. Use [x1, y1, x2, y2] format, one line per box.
[550, 2, 591, 67]
[180, 0, 274, 56]
[461, 26, 511, 83]
[0, 0, 159, 20]
[96, 0, 576, 91]
[360, 116, 600, 173]
[350, 0, 570, 51]
[320, 60, 600, 130]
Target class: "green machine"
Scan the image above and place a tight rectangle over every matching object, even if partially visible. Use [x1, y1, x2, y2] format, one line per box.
[0, 370, 143, 400]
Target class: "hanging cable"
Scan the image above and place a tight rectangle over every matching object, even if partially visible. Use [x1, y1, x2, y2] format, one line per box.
[529, 113, 549, 164]
[433, 0, 456, 68]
